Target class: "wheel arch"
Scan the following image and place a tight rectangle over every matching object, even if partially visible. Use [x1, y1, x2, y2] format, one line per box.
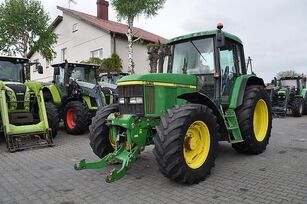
[231, 75, 265, 109]
[178, 92, 229, 141]
[42, 85, 62, 105]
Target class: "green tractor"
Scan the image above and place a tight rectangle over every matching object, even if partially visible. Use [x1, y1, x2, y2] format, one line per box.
[0, 56, 59, 152]
[75, 24, 272, 184]
[269, 76, 307, 117]
[42, 61, 112, 135]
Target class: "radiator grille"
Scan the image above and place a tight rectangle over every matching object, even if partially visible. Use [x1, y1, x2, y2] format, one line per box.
[118, 85, 144, 115]
[145, 86, 155, 114]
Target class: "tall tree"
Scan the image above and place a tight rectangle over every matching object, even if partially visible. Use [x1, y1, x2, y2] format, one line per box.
[111, 0, 166, 74]
[0, 0, 57, 61]
[276, 70, 300, 79]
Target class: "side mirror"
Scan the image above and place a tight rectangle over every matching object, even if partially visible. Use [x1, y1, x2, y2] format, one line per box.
[215, 23, 225, 48]
[54, 67, 60, 75]
[273, 77, 277, 86]
[37, 65, 43, 74]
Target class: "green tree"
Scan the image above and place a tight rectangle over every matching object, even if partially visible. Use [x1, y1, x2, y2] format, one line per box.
[276, 70, 300, 79]
[111, 0, 166, 74]
[81, 54, 123, 75]
[0, 0, 57, 61]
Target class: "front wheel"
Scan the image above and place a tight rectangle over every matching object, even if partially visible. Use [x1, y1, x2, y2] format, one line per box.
[232, 85, 272, 154]
[45, 102, 59, 138]
[89, 104, 119, 158]
[64, 101, 90, 135]
[153, 104, 218, 184]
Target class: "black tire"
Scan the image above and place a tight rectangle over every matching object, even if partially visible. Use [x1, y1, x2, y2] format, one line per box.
[304, 98, 307, 115]
[232, 85, 272, 154]
[64, 101, 90, 135]
[45, 102, 59, 138]
[292, 97, 304, 117]
[153, 104, 218, 184]
[89, 104, 118, 158]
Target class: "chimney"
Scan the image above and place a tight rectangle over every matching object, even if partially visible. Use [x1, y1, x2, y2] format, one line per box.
[97, 0, 109, 20]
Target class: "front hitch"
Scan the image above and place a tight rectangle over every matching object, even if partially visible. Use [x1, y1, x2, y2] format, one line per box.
[74, 144, 140, 183]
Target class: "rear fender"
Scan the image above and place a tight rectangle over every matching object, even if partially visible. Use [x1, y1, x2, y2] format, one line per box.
[230, 75, 265, 109]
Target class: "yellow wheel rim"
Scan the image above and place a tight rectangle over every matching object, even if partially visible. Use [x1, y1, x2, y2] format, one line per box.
[253, 99, 269, 142]
[183, 121, 211, 169]
[108, 131, 116, 149]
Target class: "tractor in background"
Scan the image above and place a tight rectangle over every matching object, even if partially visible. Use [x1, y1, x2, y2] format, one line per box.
[268, 76, 307, 117]
[75, 24, 272, 184]
[42, 61, 114, 135]
[0, 56, 59, 152]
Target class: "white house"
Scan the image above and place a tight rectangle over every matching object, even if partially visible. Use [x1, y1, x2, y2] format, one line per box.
[29, 0, 166, 82]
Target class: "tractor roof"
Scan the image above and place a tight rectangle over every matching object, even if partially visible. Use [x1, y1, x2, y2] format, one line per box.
[51, 62, 99, 69]
[168, 30, 242, 45]
[280, 76, 305, 80]
[0, 56, 29, 63]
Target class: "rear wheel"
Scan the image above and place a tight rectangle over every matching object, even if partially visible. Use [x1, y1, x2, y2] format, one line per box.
[89, 104, 118, 158]
[45, 102, 59, 138]
[154, 104, 218, 184]
[292, 97, 304, 117]
[64, 101, 89, 135]
[232, 85, 272, 154]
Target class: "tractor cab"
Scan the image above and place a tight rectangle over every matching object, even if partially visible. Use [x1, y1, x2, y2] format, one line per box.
[52, 62, 99, 98]
[0, 56, 43, 83]
[166, 24, 247, 105]
[279, 76, 306, 95]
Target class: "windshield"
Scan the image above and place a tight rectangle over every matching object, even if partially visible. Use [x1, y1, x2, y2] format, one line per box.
[70, 67, 97, 84]
[170, 38, 215, 74]
[0, 61, 23, 82]
[280, 79, 297, 88]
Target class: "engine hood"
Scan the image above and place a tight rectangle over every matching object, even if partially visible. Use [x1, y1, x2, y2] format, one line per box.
[117, 73, 197, 87]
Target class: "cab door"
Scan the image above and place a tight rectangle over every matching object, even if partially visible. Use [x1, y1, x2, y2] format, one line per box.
[219, 39, 244, 105]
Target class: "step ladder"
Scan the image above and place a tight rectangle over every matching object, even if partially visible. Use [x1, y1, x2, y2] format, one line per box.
[221, 108, 243, 143]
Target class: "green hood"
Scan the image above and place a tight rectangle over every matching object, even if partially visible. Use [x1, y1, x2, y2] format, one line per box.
[117, 73, 197, 86]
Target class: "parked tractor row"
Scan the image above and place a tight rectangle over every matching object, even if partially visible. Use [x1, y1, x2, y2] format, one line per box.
[266, 76, 307, 117]
[0, 57, 123, 152]
[75, 24, 273, 184]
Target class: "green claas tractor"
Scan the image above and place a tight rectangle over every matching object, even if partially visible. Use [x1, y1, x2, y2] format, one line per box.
[0, 56, 59, 152]
[42, 61, 110, 135]
[75, 24, 273, 184]
[269, 76, 307, 117]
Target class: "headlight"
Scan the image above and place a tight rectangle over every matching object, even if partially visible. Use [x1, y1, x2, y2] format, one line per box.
[119, 98, 125, 104]
[129, 97, 143, 104]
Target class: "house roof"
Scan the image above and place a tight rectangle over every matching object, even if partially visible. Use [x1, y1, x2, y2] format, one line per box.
[57, 6, 167, 44]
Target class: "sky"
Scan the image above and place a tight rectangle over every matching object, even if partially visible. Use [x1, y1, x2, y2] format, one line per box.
[1, 0, 307, 82]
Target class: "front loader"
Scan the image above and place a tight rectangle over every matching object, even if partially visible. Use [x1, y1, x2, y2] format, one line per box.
[0, 56, 59, 152]
[42, 61, 113, 135]
[75, 24, 273, 184]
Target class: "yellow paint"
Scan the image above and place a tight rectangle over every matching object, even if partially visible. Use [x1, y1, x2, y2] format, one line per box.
[253, 99, 269, 142]
[117, 81, 196, 89]
[183, 120, 210, 169]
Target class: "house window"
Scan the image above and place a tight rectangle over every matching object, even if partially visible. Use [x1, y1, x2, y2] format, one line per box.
[61, 48, 67, 61]
[90, 48, 103, 58]
[73, 23, 78, 32]
[33, 59, 39, 72]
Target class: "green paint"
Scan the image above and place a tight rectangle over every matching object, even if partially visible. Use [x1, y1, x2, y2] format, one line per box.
[300, 88, 307, 98]
[168, 30, 242, 44]
[222, 108, 243, 143]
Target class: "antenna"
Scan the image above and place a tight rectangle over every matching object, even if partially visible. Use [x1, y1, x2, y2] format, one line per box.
[68, 0, 77, 8]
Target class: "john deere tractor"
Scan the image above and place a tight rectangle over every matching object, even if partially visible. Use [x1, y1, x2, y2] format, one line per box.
[42, 61, 112, 135]
[269, 76, 307, 117]
[0, 56, 59, 152]
[75, 24, 272, 184]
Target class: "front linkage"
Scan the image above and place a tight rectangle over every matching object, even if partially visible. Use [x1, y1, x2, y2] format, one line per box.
[74, 114, 157, 182]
